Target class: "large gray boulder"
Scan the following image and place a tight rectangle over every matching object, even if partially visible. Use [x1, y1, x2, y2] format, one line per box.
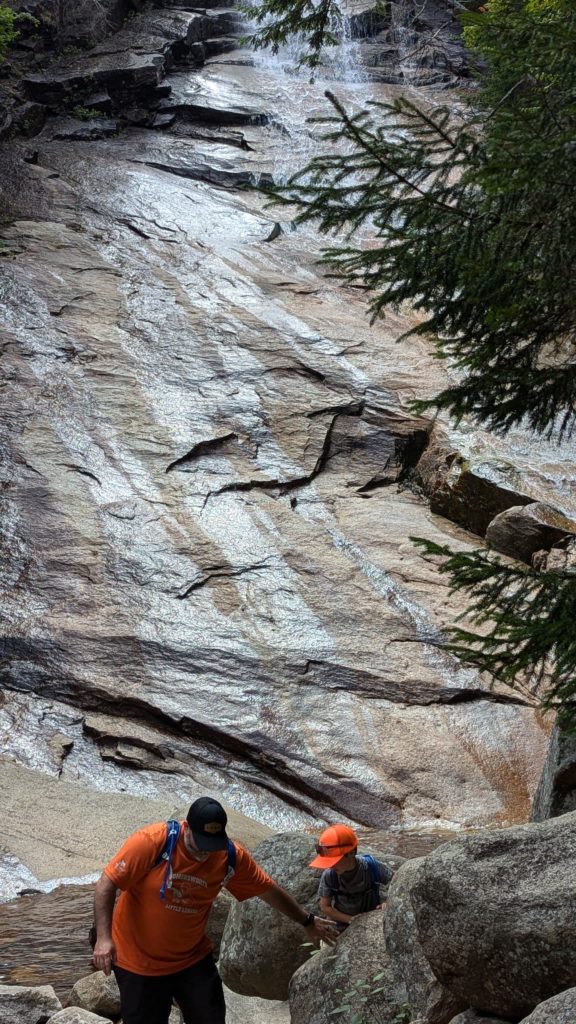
[518, 987, 576, 1023]
[408, 813, 576, 1019]
[0, 984, 62, 1024]
[206, 888, 235, 961]
[448, 1013, 511, 1024]
[385, 859, 464, 1024]
[289, 912, 406, 1024]
[68, 972, 120, 1018]
[218, 833, 320, 1000]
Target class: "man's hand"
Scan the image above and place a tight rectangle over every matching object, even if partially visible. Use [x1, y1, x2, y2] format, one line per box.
[305, 916, 339, 946]
[92, 937, 116, 976]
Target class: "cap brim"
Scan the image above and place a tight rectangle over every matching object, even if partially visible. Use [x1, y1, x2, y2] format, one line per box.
[309, 852, 346, 869]
[193, 830, 229, 851]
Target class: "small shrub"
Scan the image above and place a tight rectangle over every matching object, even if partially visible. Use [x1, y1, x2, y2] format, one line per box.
[329, 973, 411, 1024]
[0, 5, 17, 61]
[71, 105, 103, 120]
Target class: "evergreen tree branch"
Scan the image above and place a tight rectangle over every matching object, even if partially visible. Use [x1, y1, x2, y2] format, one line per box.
[412, 538, 576, 731]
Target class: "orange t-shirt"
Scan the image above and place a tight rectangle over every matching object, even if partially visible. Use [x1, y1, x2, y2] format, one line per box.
[104, 821, 273, 975]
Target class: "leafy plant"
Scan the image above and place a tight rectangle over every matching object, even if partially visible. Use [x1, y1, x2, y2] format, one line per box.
[0, 5, 17, 60]
[71, 105, 103, 120]
[328, 972, 408, 1024]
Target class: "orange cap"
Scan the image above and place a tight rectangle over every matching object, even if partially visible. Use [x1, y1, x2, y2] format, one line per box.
[309, 824, 358, 869]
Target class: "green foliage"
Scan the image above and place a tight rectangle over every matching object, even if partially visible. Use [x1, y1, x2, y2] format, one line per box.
[71, 105, 102, 120]
[412, 538, 576, 731]
[0, 5, 17, 60]
[261, 0, 576, 439]
[329, 972, 409, 1024]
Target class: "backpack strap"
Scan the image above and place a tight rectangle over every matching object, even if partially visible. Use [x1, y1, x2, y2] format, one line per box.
[155, 819, 181, 900]
[325, 867, 340, 896]
[221, 839, 236, 889]
[360, 854, 381, 910]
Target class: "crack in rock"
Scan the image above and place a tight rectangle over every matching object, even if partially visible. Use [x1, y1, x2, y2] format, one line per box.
[166, 432, 238, 473]
[176, 558, 275, 599]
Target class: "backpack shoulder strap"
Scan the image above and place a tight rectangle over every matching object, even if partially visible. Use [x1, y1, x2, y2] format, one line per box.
[325, 867, 340, 894]
[156, 819, 181, 900]
[360, 854, 380, 909]
[221, 838, 237, 889]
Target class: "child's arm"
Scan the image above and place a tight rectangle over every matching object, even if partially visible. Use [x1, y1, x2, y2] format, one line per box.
[319, 895, 354, 925]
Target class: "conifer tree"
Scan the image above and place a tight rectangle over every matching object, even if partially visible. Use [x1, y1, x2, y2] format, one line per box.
[247, 0, 576, 727]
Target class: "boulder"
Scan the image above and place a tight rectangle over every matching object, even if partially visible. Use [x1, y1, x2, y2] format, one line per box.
[532, 536, 576, 573]
[485, 503, 576, 563]
[206, 888, 235, 961]
[531, 723, 576, 820]
[518, 987, 576, 1023]
[289, 912, 406, 1024]
[448, 1013, 511, 1024]
[224, 986, 289, 1023]
[217, 833, 320, 1000]
[0, 984, 62, 1024]
[67, 971, 120, 1018]
[385, 858, 464, 1024]
[342, 1, 389, 38]
[408, 813, 576, 1019]
[416, 434, 532, 536]
[48, 1010, 112, 1024]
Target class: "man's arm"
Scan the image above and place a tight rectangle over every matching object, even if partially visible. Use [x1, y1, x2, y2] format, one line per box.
[258, 882, 338, 945]
[92, 873, 118, 976]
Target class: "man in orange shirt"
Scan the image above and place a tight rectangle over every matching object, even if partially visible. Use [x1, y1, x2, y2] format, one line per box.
[92, 796, 337, 1024]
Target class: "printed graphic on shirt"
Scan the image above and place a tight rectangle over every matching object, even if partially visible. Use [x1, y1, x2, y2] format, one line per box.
[103, 820, 273, 975]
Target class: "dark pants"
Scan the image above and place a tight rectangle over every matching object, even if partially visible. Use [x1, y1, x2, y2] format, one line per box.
[113, 954, 226, 1024]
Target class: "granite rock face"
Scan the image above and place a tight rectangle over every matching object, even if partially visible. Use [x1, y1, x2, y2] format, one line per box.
[218, 833, 319, 999]
[408, 813, 576, 1019]
[518, 988, 576, 1024]
[0, 0, 568, 844]
[289, 913, 404, 1024]
[0, 984, 62, 1024]
[385, 858, 464, 1024]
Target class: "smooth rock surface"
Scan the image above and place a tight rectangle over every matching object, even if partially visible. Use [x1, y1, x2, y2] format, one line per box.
[409, 813, 576, 1019]
[0, 12, 565, 844]
[218, 833, 319, 999]
[385, 857, 464, 1024]
[0, 757, 270, 893]
[518, 987, 576, 1023]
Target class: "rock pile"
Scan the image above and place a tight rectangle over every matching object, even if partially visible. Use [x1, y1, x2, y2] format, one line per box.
[1, 811, 573, 1019]
[2, 815, 576, 1023]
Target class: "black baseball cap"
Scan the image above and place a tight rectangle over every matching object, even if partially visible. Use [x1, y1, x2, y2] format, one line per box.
[187, 797, 229, 851]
